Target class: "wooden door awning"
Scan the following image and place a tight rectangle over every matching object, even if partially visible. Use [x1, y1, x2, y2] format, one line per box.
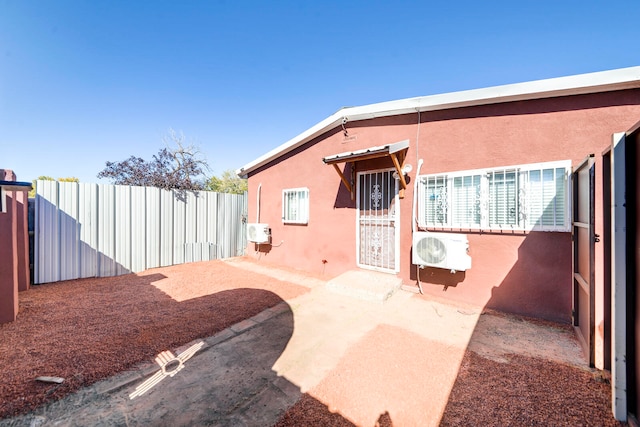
[322, 140, 410, 198]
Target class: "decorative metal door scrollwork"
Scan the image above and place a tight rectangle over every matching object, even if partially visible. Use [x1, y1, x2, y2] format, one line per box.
[357, 170, 398, 271]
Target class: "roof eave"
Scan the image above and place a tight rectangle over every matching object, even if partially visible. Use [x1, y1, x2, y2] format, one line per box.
[237, 66, 640, 178]
[236, 113, 347, 178]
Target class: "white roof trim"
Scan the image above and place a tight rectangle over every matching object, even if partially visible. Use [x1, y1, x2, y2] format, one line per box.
[237, 66, 640, 178]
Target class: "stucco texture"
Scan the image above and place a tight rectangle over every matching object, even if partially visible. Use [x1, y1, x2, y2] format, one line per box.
[245, 89, 640, 324]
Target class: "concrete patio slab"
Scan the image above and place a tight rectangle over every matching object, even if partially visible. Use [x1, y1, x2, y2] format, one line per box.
[325, 269, 402, 302]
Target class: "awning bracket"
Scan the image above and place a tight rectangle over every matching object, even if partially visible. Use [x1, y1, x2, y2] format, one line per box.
[333, 163, 352, 194]
[322, 140, 410, 200]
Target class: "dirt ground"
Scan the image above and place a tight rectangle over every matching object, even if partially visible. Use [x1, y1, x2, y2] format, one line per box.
[0, 259, 309, 418]
[0, 258, 623, 426]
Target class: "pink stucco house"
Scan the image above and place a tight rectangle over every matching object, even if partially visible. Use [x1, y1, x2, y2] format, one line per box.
[238, 67, 640, 421]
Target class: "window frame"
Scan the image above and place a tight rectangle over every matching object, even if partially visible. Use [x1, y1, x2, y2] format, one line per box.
[282, 187, 310, 225]
[417, 160, 571, 232]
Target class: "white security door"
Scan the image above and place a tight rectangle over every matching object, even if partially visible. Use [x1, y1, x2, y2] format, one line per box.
[357, 169, 399, 272]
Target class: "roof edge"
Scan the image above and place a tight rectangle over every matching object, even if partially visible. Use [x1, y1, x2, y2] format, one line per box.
[237, 66, 640, 178]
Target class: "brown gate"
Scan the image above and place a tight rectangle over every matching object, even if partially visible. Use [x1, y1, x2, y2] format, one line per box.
[572, 154, 596, 365]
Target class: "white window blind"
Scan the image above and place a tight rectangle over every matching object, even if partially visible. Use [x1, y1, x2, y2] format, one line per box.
[282, 188, 309, 224]
[488, 169, 518, 227]
[423, 175, 448, 226]
[452, 174, 482, 226]
[524, 167, 566, 229]
[419, 160, 570, 231]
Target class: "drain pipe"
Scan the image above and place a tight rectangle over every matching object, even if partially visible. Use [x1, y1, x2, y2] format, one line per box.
[412, 159, 423, 234]
[255, 183, 262, 255]
[413, 159, 424, 294]
[256, 183, 262, 223]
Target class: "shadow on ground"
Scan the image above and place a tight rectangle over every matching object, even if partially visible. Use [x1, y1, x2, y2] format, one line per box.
[0, 261, 308, 421]
[0, 285, 359, 426]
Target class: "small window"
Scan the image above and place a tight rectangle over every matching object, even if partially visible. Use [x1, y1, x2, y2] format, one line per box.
[418, 160, 570, 232]
[282, 188, 309, 224]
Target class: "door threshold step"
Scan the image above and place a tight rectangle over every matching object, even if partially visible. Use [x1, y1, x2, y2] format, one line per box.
[326, 270, 402, 303]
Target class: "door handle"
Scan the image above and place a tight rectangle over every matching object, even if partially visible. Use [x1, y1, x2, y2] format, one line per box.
[594, 234, 600, 243]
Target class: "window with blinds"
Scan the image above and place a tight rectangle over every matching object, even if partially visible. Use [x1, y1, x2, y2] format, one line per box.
[418, 160, 570, 231]
[488, 170, 518, 227]
[282, 188, 309, 224]
[452, 174, 482, 226]
[422, 175, 448, 225]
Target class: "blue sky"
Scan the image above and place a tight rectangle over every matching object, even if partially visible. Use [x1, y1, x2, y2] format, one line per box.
[2, 0, 639, 184]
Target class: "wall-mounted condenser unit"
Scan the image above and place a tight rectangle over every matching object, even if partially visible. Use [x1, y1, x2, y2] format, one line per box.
[412, 231, 471, 272]
[247, 223, 271, 243]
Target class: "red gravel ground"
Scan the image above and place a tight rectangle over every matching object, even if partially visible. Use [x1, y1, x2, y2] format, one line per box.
[439, 351, 620, 426]
[0, 259, 309, 418]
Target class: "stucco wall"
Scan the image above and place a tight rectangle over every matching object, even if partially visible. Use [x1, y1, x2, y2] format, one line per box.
[246, 89, 640, 325]
[0, 169, 30, 324]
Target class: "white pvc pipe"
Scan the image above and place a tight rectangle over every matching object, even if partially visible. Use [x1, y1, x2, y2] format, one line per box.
[412, 159, 424, 234]
[256, 183, 262, 223]
[413, 159, 424, 294]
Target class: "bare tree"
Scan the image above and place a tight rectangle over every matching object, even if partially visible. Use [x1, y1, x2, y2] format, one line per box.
[97, 130, 209, 191]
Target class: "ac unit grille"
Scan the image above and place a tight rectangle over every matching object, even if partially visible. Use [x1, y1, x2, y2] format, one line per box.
[415, 236, 447, 264]
[248, 226, 258, 241]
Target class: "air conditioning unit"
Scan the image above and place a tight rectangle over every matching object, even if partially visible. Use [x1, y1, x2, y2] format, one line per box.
[247, 223, 270, 243]
[412, 231, 471, 272]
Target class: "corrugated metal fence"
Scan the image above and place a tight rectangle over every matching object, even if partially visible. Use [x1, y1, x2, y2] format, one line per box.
[34, 180, 247, 284]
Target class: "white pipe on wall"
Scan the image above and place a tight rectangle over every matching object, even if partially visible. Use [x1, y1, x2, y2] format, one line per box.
[412, 159, 424, 234]
[256, 183, 262, 223]
[413, 158, 424, 294]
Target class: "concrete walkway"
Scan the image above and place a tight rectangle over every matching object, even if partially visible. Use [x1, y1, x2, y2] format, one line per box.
[0, 260, 586, 427]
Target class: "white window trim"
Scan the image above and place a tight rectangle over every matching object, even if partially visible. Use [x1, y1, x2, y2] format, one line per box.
[418, 160, 572, 232]
[282, 187, 309, 224]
